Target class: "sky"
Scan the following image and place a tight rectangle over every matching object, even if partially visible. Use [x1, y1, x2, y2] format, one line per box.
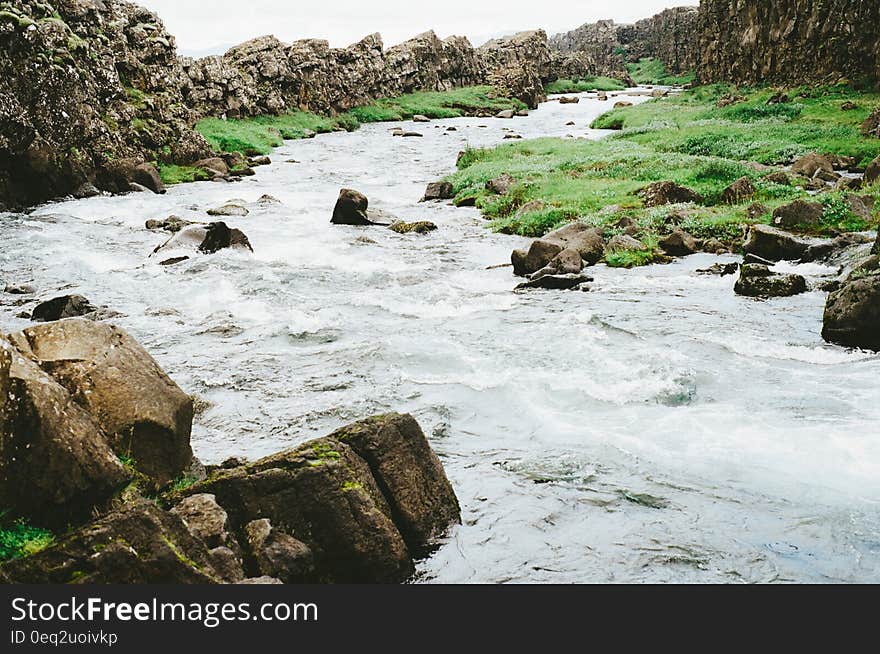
[138, 0, 685, 57]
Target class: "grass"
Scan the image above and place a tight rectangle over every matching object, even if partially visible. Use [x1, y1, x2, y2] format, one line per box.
[0, 515, 55, 561]
[627, 57, 696, 87]
[195, 86, 525, 157]
[158, 163, 213, 185]
[447, 82, 880, 257]
[545, 77, 627, 94]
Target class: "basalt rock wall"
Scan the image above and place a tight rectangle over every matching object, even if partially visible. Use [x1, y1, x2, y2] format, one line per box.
[697, 0, 880, 85]
[181, 29, 552, 118]
[0, 0, 212, 210]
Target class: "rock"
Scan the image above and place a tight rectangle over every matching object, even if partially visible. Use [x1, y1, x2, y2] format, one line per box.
[639, 181, 703, 207]
[515, 109, 530, 117]
[766, 91, 790, 105]
[734, 265, 807, 298]
[0, 502, 220, 584]
[244, 519, 315, 583]
[846, 195, 872, 221]
[8, 319, 194, 488]
[565, 121, 576, 126]
[530, 248, 585, 281]
[558, 96, 580, 104]
[153, 223, 253, 256]
[503, 134, 522, 140]
[72, 183, 101, 199]
[230, 167, 256, 177]
[512, 240, 564, 277]
[194, 157, 229, 177]
[836, 177, 863, 191]
[208, 204, 249, 217]
[206, 546, 246, 583]
[389, 221, 438, 234]
[159, 256, 190, 267]
[514, 200, 546, 217]
[814, 168, 840, 183]
[421, 181, 454, 202]
[659, 228, 698, 256]
[394, 130, 423, 137]
[716, 94, 745, 108]
[332, 189, 372, 225]
[170, 494, 235, 550]
[180, 437, 413, 583]
[863, 108, 880, 139]
[496, 109, 516, 119]
[772, 200, 824, 229]
[543, 222, 607, 265]
[823, 274, 880, 350]
[865, 155, 880, 186]
[747, 203, 770, 220]
[412, 114, 430, 122]
[4, 284, 35, 295]
[605, 234, 646, 253]
[614, 101, 633, 108]
[841, 101, 857, 111]
[791, 153, 834, 179]
[241, 577, 284, 585]
[697, 262, 740, 276]
[249, 156, 271, 167]
[486, 174, 516, 195]
[650, 89, 668, 98]
[146, 216, 194, 233]
[743, 224, 822, 262]
[764, 171, 791, 186]
[31, 295, 97, 322]
[515, 274, 593, 291]
[701, 238, 729, 254]
[0, 338, 129, 528]
[721, 177, 756, 204]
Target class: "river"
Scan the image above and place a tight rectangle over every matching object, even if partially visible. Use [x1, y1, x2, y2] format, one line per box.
[2, 90, 879, 583]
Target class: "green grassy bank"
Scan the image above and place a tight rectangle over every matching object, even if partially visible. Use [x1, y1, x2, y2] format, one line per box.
[446, 83, 880, 264]
[627, 57, 696, 87]
[544, 77, 627, 94]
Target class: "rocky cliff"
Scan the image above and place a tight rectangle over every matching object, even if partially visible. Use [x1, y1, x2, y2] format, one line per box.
[548, 7, 699, 79]
[181, 29, 552, 118]
[0, 0, 212, 210]
[697, 0, 880, 85]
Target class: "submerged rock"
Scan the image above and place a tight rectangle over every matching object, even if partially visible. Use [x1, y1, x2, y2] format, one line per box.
[153, 223, 253, 257]
[515, 274, 593, 291]
[146, 216, 195, 233]
[389, 221, 438, 234]
[208, 203, 249, 217]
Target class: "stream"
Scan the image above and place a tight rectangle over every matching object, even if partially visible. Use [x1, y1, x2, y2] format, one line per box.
[2, 90, 879, 583]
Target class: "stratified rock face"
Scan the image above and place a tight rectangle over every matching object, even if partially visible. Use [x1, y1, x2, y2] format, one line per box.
[698, 0, 880, 85]
[183, 29, 550, 118]
[548, 8, 699, 80]
[0, 0, 212, 209]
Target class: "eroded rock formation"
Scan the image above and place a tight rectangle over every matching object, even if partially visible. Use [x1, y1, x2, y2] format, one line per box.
[0, 0, 212, 209]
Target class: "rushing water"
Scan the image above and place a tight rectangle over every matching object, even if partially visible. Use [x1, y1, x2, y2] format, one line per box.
[2, 90, 879, 584]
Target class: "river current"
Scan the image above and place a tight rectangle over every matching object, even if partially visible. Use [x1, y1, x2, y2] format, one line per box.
[2, 90, 879, 583]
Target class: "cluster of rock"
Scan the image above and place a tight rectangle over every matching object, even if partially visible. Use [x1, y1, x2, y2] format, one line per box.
[697, 0, 880, 85]
[0, 0, 212, 209]
[0, 319, 460, 583]
[181, 29, 554, 117]
[548, 7, 699, 82]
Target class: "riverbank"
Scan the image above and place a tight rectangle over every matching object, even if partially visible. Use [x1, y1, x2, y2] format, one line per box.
[446, 84, 880, 265]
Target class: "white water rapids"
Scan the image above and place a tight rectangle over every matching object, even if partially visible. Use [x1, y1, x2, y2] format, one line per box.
[2, 90, 879, 583]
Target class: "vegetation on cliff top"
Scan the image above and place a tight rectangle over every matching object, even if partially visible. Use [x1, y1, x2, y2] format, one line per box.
[193, 86, 525, 159]
[447, 83, 880, 248]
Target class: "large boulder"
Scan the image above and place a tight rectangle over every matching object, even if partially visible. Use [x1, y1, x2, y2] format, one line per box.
[0, 502, 221, 584]
[327, 413, 460, 554]
[0, 339, 129, 528]
[422, 181, 454, 201]
[31, 294, 97, 322]
[7, 319, 194, 488]
[332, 189, 373, 225]
[822, 274, 880, 350]
[512, 240, 564, 277]
[153, 223, 253, 257]
[743, 224, 817, 262]
[180, 438, 413, 583]
[639, 181, 703, 207]
[734, 264, 807, 298]
[772, 200, 824, 229]
[543, 222, 606, 264]
[721, 177, 756, 204]
[791, 153, 834, 179]
[659, 228, 698, 257]
[865, 155, 880, 186]
[530, 249, 584, 281]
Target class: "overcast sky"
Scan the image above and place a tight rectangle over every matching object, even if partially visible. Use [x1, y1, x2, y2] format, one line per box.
[139, 1, 686, 57]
